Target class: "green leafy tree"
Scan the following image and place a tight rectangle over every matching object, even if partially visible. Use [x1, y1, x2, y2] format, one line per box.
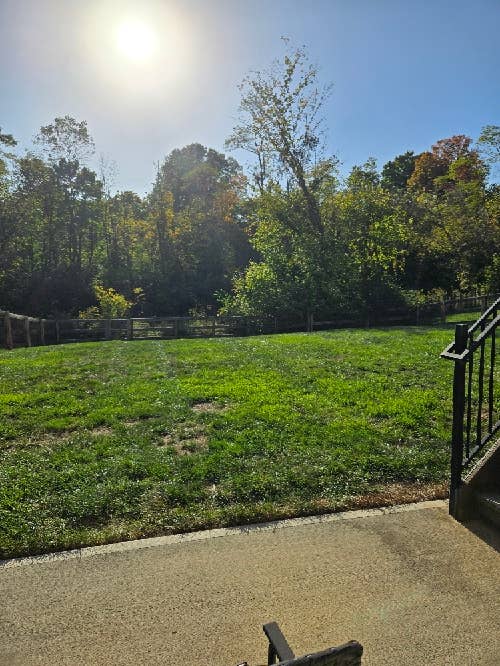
[334, 160, 409, 317]
[147, 144, 251, 314]
[220, 175, 352, 319]
[222, 43, 347, 319]
[402, 135, 493, 292]
[478, 125, 500, 181]
[484, 254, 500, 292]
[408, 135, 481, 193]
[79, 284, 132, 319]
[28, 117, 104, 311]
[381, 151, 416, 190]
[0, 127, 17, 191]
[226, 41, 333, 235]
[0, 118, 104, 314]
[34, 116, 95, 164]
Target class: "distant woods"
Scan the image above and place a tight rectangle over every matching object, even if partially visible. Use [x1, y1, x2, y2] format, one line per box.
[0, 121, 253, 316]
[1, 47, 499, 319]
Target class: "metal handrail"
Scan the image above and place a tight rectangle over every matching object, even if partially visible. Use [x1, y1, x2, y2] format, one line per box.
[441, 306, 500, 362]
[467, 295, 500, 333]
[441, 299, 499, 516]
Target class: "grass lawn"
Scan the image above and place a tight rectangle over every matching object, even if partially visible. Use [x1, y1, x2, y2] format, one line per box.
[446, 310, 481, 323]
[0, 327, 455, 559]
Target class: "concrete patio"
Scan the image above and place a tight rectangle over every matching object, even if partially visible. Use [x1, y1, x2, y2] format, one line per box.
[1, 500, 499, 665]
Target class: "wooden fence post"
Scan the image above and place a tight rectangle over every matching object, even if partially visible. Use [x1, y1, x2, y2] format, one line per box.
[40, 319, 46, 345]
[4, 312, 13, 349]
[24, 317, 31, 347]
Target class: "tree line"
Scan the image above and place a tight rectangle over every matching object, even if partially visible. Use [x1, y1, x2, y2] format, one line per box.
[1, 45, 499, 320]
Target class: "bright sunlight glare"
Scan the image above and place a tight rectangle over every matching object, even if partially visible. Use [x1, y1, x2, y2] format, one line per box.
[115, 19, 157, 63]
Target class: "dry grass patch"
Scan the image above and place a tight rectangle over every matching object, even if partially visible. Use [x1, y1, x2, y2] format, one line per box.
[160, 422, 208, 455]
[91, 426, 114, 436]
[160, 434, 173, 447]
[124, 416, 156, 427]
[239, 482, 450, 529]
[345, 481, 449, 509]
[168, 433, 208, 456]
[174, 435, 208, 455]
[191, 401, 228, 414]
[22, 432, 72, 448]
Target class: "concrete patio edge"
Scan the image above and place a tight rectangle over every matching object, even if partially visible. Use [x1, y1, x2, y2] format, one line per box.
[0, 499, 447, 569]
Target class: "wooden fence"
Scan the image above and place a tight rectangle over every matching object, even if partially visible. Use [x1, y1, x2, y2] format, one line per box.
[0, 312, 309, 349]
[1, 293, 498, 350]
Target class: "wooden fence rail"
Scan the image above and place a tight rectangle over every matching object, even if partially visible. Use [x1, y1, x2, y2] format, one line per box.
[1, 293, 499, 350]
[0, 312, 309, 349]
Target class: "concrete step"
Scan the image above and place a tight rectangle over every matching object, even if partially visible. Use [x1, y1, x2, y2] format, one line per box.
[477, 489, 500, 529]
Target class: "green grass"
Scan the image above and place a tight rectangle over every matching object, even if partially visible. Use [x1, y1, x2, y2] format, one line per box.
[0, 327, 455, 559]
[446, 310, 481, 323]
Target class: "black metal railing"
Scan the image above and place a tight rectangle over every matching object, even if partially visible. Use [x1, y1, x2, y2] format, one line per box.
[248, 622, 363, 665]
[441, 297, 500, 515]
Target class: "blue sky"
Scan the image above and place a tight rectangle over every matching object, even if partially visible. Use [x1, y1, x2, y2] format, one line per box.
[1, 0, 499, 193]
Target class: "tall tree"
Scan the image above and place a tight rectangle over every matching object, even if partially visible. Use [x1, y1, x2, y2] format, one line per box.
[0, 127, 17, 188]
[335, 160, 408, 316]
[34, 116, 95, 164]
[226, 42, 333, 235]
[408, 135, 480, 193]
[4, 117, 105, 313]
[478, 125, 500, 181]
[147, 144, 251, 314]
[381, 151, 416, 190]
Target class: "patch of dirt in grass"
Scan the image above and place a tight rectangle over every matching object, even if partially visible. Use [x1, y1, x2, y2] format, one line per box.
[178, 423, 205, 437]
[124, 416, 155, 427]
[191, 401, 228, 414]
[91, 426, 114, 436]
[159, 423, 208, 455]
[24, 432, 72, 447]
[174, 435, 208, 455]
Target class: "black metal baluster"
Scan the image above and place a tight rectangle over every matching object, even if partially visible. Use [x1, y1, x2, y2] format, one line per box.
[263, 623, 295, 665]
[465, 331, 474, 458]
[450, 324, 468, 516]
[476, 321, 486, 449]
[488, 309, 497, 434]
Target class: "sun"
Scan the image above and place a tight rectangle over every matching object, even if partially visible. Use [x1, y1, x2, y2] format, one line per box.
[114, 19, 157, 63]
